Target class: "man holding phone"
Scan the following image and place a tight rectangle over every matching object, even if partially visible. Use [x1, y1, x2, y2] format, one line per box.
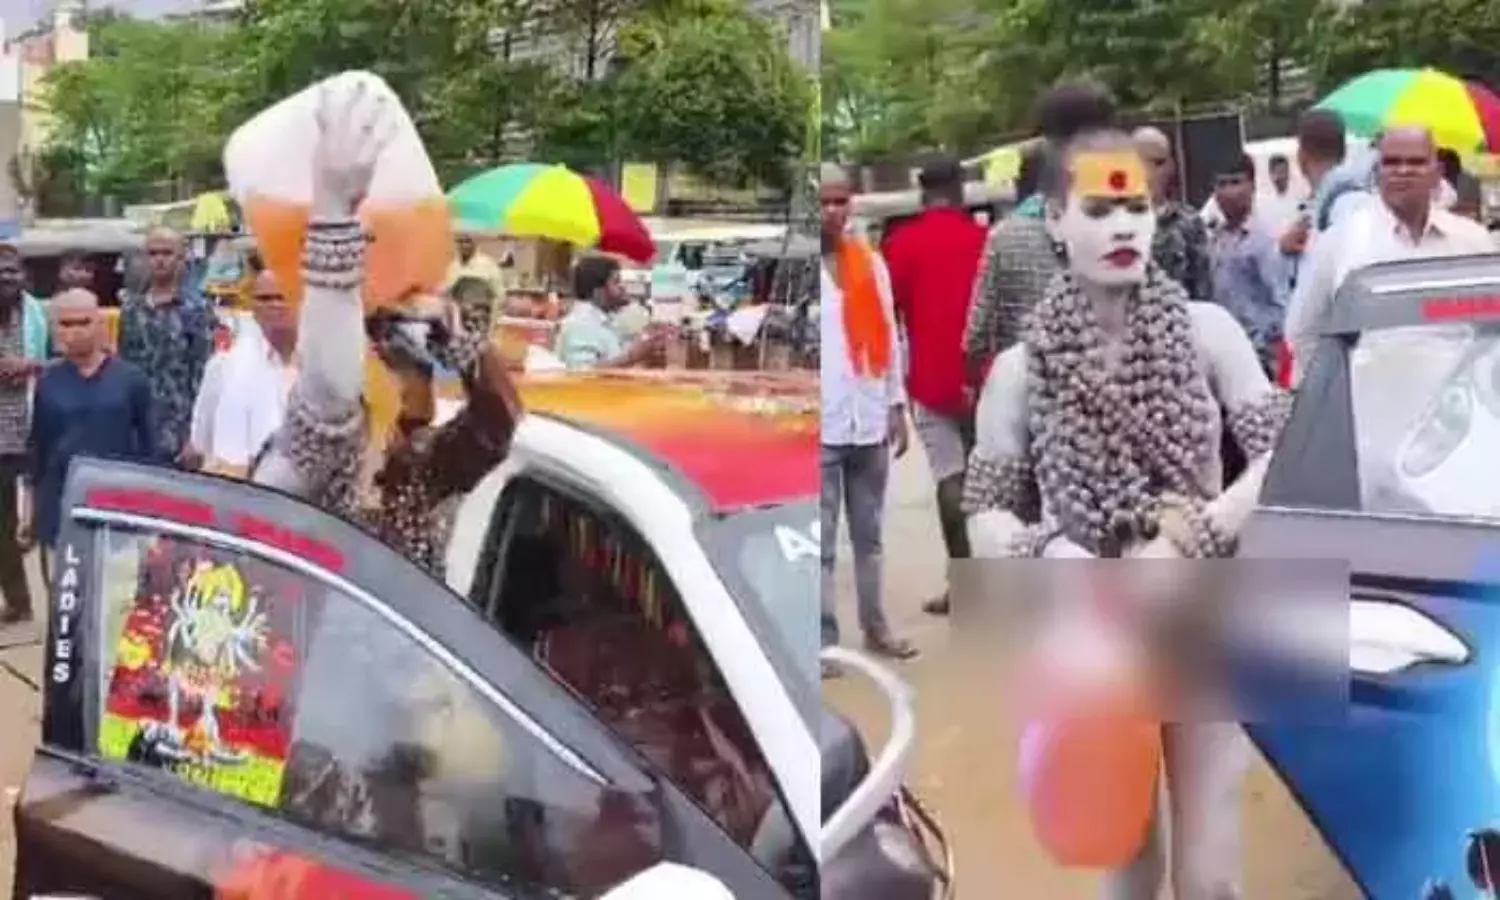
[556, 255, 669, 369]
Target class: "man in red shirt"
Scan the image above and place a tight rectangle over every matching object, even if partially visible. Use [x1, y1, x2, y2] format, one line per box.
[882, 155, 988, 616]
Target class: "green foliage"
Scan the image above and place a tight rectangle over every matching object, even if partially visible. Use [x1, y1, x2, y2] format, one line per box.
[615, 1, 812, 186]
[35, 0, 810, 207]
[40, 12, 241, 200]
[820, 0, 1405, 160]
[1310, 0, 1500, 92]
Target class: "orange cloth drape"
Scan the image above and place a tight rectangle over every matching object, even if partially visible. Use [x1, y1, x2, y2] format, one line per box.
[837, 237, 892, 378]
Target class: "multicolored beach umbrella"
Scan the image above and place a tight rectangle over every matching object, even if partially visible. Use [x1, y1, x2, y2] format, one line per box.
[447, 163, 656, 263]
[1314, 68, 1500, 154]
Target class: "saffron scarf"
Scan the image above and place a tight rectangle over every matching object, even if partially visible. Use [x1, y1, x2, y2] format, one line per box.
[835, 236, 892, 378]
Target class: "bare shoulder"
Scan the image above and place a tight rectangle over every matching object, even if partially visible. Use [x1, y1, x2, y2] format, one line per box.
[981, 343, 1028, 400]
[1185, 300, 1260, 369]
[1185, 300, 1244, 344]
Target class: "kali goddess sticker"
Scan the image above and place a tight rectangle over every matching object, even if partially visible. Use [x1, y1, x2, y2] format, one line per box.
[99, 545, 303, 808]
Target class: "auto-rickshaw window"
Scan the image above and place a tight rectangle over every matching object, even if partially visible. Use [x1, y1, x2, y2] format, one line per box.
[1349, 323, 1500, 520]
[486, 480, 801, 879]
[90, 523, 664, 896]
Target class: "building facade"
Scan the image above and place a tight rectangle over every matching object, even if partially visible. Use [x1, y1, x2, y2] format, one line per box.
[9, 0, 88, 163]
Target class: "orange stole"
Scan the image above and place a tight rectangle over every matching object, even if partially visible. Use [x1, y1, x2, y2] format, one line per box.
[836, 237, 892, 378]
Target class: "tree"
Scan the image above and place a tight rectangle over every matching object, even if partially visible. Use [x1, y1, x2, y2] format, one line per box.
[614, 1, 812, 186]
[35, 0, 811, 207]
[40, 12, 239, 202]
[822, 0, 1327, 160]
[1312, 0, 1500, 94]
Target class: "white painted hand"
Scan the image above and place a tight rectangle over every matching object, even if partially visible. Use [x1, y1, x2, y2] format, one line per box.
[310, 74, 399, 218]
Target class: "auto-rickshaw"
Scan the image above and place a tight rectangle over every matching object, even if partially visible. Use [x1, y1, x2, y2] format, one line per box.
[12, 225, 146, 345]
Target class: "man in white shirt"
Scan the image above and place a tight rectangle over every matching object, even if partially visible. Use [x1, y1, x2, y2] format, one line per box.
[1284, 126, 1494, 384]
[1201, 153, 1306, 238]
[555, 256, 665, 369]
[204, 266, 298, 477]
[1258, 154, 1306, 238]
[819, 166, 916, 669]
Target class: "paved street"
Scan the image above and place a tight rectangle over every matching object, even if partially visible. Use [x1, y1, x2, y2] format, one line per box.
[0, 555, 47, 896]
[823, 444, 1361, 897]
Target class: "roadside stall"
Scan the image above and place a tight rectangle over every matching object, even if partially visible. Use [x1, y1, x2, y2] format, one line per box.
[665, 233, 817, 371]
[622, 219, 788, 301]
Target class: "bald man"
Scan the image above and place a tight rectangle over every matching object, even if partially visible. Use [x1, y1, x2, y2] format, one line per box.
[1284, 126, 1494, 383]
[117, 226, 214, 468]
[202, 266, 298, 478]
[24, 289, 156, 588]
[1133, 126, 1213, 300]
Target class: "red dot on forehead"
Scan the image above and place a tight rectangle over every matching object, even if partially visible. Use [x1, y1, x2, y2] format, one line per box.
[1108, 170, 1128, 191]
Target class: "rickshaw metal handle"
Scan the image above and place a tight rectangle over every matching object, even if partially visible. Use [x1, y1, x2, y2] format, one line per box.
[818, 645, 917, 863]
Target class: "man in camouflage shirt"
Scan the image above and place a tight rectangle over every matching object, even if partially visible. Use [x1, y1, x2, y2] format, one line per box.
[117, 228, 215, 468]
[1134, 127, 1214, 300]
[961, 181, 1060, 382]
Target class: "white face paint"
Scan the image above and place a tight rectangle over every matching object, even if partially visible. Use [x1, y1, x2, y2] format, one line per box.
[1049, 150, 1158, 287]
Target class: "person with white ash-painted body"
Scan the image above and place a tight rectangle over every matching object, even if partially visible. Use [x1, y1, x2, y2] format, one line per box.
[962, 127, 1292, 899]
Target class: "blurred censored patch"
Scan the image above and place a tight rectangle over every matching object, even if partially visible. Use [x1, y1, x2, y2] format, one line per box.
[948, 559, 1351, 723]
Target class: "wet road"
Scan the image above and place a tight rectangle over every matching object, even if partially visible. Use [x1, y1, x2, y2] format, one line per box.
[823, 444, 1361, 898]
[0, 556, 47, 895]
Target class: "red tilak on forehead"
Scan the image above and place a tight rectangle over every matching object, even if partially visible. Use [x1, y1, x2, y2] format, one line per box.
[1108, 170, 1128, 191]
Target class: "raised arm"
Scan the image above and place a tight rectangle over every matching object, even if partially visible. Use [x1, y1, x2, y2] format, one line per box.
[394, 326, 522, 503]
[252, 77, 393, 499]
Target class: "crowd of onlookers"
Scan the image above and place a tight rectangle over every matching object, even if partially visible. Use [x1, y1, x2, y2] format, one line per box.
[820, 77, 1497, 667]
[0, 225, 706, 630]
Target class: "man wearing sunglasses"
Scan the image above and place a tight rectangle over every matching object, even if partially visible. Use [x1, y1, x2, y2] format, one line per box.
[1284, 126, 1493, 385]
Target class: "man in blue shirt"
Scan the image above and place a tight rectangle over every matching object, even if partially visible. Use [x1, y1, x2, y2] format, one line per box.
[23, 289, 157, 587]
[556, 256, 665, 369]
[1209, 153, 1288, 378]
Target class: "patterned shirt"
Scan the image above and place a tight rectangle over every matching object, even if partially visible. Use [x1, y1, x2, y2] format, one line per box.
[0, 304, 29, 456]
[1152, 202, 1213, 301]
[962, 209, 1061, 369]
[116, 290, 215, 460]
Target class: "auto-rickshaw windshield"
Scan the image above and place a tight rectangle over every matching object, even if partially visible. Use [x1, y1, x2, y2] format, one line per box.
[699, 500, 819, 727]
[1351, 321, 1500, 520]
